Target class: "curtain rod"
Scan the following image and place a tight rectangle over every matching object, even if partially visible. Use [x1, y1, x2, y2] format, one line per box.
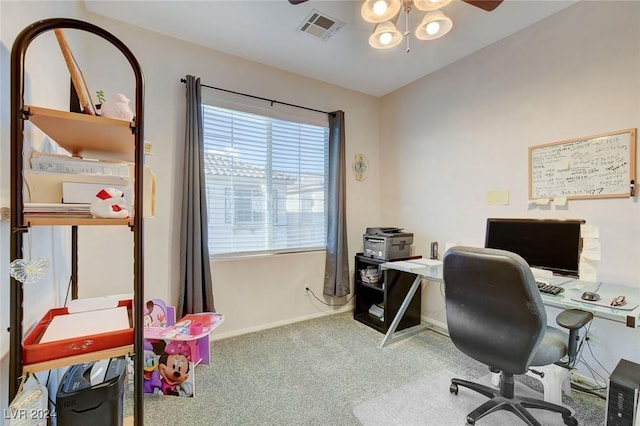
[180, 78, 333, 116]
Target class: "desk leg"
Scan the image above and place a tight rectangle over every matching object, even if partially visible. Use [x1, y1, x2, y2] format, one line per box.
[380, 274, 427, 348]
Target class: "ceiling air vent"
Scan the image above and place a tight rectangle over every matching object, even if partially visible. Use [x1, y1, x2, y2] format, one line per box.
[297, 9, 345, 41]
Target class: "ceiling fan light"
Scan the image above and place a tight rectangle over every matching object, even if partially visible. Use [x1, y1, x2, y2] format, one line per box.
[369, 21, 403, 49]
[415, 10, 453, 40]
[413, 0, 453, 12]
[379, 32, 393, 45]
[373, 0, 388, 16]
[361, 0, 402, 23]
[426, 21, 440, 35]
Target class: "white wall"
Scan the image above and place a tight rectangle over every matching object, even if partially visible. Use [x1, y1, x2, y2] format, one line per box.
[0, 0, 87, 417]
[1, 0, 382, 414]
[67, 12, 383, 335]
[380, 0, 640, 380]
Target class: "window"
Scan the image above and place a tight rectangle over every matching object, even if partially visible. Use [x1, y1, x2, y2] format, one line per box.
[225, 186, 264, 224]
[202, 104, 329, 256]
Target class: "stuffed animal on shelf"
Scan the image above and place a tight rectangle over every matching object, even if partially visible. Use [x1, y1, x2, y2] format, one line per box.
[100, 93, 134, 121]
[90, 188, 129, 219]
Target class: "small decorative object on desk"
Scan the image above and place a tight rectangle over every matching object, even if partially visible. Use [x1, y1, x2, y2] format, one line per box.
[611, 296, 626, 307]
[100, 93, 134, 121]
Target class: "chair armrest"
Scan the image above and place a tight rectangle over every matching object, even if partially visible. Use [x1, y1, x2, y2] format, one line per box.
[556, 309, 593, 330]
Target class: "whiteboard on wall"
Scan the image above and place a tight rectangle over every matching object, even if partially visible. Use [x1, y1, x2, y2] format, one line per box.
[529, 128, 637, 200]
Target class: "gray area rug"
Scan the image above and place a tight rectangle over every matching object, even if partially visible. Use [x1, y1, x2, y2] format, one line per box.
[354, 371, 594, 426]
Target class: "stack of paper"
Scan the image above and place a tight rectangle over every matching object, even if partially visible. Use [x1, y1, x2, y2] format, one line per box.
[368, 303, 384, 321]
[24, 203, 91, 216]
[40, 306, 130, 343]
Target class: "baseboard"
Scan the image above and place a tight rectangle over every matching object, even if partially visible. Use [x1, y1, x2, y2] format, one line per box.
[570, 370, 607, 392]
[422, 315, 449, 336]
[212, 305, 352, 341]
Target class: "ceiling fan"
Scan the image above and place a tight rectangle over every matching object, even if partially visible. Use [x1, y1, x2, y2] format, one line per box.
[291, 0, 503, 50]
[288, 0, 504, 12]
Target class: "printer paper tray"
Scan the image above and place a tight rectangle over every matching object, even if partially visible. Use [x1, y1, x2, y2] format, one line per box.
[22, 299, 133, 368]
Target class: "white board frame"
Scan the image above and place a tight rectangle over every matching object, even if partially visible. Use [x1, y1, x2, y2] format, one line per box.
[529, 128, 637, 200]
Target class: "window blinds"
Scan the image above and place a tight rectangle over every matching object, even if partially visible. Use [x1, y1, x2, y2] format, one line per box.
[202, 104, 329, 256]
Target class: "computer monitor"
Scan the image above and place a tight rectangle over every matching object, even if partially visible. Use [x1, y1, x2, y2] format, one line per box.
[484, 218, 585, 277]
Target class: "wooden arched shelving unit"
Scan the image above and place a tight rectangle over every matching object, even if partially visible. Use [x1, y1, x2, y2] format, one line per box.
[10, 18, 145, 425]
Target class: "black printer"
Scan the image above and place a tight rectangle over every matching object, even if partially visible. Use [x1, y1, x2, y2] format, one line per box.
[363, 227, 414, 260]
[56, 357, 127, 426]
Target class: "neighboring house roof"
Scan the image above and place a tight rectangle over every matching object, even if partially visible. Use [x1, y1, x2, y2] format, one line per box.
[204, 152, 296, 182]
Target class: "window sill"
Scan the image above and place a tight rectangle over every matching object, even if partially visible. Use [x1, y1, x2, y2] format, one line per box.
[210, 247, 326, 261]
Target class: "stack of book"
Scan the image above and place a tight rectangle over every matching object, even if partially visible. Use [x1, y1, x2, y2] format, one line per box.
[368, 303, 384, 321]
[24, 203, 91, 217]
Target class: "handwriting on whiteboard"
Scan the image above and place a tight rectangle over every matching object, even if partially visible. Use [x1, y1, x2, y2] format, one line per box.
[529, 130, 634, 199]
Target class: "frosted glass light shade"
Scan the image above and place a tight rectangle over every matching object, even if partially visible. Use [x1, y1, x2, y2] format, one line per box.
[413, 0, 453, 12]
[415, 10, 453, 40]
[369, 21, 403, 49]
[361, 0, 402, 23]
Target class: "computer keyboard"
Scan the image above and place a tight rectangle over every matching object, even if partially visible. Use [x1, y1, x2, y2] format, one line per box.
[536, 280, 565, 295]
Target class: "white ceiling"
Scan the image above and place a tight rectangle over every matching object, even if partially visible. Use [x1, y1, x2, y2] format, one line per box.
[84, 0, 577, 97]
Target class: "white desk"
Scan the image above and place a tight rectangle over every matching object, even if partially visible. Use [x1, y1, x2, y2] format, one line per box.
[539, 279, 640, 328]
[380, 259, 640, 348]
[379, 259, 443, 348]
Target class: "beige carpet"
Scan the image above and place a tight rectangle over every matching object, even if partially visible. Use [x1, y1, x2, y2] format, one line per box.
[123, 313, 605, 425]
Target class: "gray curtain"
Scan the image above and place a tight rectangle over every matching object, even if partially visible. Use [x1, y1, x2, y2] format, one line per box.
[179, 75, 215, 315]
[324, 110, 350, 296]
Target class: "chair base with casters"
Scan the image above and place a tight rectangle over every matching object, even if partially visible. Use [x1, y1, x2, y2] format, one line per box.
[449, 371, 578, 426]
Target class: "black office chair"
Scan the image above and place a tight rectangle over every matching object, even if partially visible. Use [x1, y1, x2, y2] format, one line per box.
[442, 246, 580, 426]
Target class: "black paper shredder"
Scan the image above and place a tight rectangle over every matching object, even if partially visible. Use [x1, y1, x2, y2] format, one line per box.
[56, 357, 127, 426]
